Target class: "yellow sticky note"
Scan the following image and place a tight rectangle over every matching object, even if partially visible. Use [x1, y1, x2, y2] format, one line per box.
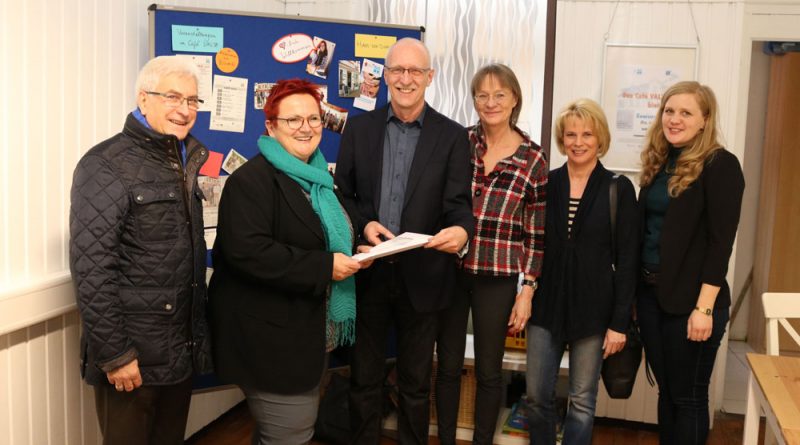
[354, 34, 397, 59]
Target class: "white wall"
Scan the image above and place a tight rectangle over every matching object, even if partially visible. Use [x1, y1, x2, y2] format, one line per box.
[729, 43, 770, 340]
[549, 0, 742, 169]
[370, 0, 549, 141]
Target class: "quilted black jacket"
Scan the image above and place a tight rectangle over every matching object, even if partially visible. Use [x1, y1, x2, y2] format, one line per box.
[70, 113, 213, 386]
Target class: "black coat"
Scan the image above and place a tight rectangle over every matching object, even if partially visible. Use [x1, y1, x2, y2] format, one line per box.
[69, 113, 213, 386]
[530, 162, 639, 340]
[208, 155, 334, 394]
[334, 104, 474, 312]
[639, 148, 744, 314]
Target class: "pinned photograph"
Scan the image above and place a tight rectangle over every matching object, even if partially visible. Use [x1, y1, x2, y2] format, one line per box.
[254, 82, 276, 110]
[359, 72, 380, 99]
[316, 85, 329, 102]
[321, 101, 348, 134]
[306, 37, 336, 79]
[222, 148, 247, 175]
[338, 60, 361, 97]
[197, 176, 228, 227]
[354, 59, 384, 112]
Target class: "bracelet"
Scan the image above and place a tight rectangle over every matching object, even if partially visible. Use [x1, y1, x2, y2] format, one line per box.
[521, 279, 538, 290]
[695, 306, 712, 316]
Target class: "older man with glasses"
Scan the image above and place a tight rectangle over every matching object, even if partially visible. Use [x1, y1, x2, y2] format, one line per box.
[69, 56, 212, 445]
[335, 37, 474, 444]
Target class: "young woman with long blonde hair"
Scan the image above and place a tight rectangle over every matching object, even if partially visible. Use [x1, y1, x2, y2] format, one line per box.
[636, 81, 744, 444]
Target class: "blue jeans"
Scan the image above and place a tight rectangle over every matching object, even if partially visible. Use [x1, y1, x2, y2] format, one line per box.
[526, 325, 604, 445]
[637, 284, 729, 445]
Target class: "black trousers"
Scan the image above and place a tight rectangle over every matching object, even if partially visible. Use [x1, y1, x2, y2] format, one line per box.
[349, 262, 438, 445]
[637, 283, 729, 445]
[435, 273, 517, 445]
[94, 377, 193, 445]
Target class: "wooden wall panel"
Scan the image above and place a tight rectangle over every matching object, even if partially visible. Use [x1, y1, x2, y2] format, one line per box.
[45, 319, 66, 444]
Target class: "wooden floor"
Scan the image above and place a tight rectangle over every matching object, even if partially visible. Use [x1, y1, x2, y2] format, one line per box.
[186, 402, 764, 444]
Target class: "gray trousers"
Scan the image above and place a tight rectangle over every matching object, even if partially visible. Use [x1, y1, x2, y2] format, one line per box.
[241, 383, 321, 445]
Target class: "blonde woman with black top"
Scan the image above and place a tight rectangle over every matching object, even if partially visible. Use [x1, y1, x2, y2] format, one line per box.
[636, 81, 744, 444]
[526, 99, 638, 445]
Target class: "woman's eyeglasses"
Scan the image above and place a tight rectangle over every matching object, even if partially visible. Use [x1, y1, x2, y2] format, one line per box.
[274, 115, 323, 129]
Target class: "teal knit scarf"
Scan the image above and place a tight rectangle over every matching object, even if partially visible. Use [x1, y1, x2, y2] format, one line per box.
[258, 135, 355, 347]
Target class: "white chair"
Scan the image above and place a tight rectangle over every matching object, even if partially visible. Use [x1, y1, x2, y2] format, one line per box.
[742, 292, 800, 445]
[762, 292, 800, 355]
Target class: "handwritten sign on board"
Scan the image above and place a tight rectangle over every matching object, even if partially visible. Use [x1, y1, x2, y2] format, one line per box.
[216, 48, 239, 73]
[172, 25, 223, 53]
[354, 34, 396, 59]
[272, 34, 314, 64]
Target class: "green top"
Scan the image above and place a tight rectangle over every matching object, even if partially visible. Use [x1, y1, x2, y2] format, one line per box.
[641, 147, 680, 266]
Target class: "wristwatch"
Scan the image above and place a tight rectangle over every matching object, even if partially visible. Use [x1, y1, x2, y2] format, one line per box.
[695, 306, 712, 316]
[456, 243, 469, 259]
[522, 279, 538, 291]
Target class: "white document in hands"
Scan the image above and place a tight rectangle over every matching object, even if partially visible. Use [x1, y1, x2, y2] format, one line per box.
[351, 232, 432, 262]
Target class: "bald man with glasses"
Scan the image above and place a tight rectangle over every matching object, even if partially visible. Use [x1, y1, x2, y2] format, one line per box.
[335, 38, 474, 445]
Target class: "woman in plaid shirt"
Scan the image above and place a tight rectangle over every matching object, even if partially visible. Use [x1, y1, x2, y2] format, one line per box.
[435, 63, 548, 445]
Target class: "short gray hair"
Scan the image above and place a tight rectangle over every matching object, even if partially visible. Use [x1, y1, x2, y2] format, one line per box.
[135, 56, 199, 97]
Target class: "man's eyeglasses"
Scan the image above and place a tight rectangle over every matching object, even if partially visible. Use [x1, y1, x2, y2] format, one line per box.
[274, 115, 323, 130]
[145, 91, 204, 110]
[474, 92, 512, 105]
[385, 66, 431, 78]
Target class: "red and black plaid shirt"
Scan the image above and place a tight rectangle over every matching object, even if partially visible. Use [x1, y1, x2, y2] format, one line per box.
[462, 124, 548, 277]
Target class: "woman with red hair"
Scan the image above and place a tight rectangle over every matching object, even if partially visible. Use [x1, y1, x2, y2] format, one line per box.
[209, 78, 366, 444]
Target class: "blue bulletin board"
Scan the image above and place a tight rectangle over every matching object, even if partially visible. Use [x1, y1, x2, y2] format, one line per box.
[149, 4, 423, 164]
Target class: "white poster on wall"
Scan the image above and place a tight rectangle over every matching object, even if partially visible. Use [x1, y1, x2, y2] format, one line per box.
[601, 44, 697, 172]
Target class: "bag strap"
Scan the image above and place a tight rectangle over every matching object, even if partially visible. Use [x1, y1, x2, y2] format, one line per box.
[608, 173, 655, 387]
[609, 173, 619, 271]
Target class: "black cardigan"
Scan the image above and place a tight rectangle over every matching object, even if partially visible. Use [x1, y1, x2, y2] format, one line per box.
[530, 162, 639, 340]
[208, 155, 334, 394]
[639, 148, 744, 314]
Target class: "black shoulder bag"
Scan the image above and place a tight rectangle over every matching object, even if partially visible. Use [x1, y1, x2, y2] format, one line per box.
[600, 174, 643, 399]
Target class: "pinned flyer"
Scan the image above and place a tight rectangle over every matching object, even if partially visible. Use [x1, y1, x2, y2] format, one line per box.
[197, 176, 228, 227]
[353, 59, 384, 111]
[210, 75, 248, 133]
[176, 55, 213, 112]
